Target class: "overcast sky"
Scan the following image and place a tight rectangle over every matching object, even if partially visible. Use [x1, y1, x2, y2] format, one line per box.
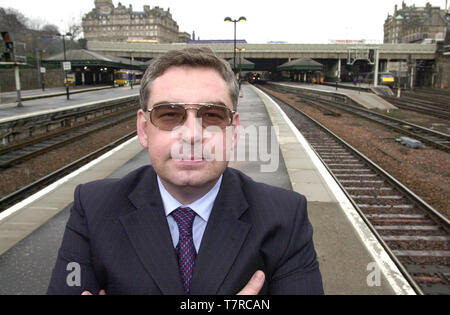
[0, 0, 448, 43]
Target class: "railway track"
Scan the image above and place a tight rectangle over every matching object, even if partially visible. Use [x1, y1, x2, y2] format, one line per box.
[0, 131, 137, 212]
[268, 83, 450, 152]
[260, 86, 450, 295]
[0, 107, 137, 168]
[403, 89, 450, 109]
[384, 97, 450, 121]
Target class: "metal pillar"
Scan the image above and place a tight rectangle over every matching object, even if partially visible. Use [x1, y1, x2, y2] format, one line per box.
[62, 35, 70, 100]
[35, 49, 42, 90]
[338, 57, 341, 81]
[14, 65, 23, 107]
[374, 49, 380, 87]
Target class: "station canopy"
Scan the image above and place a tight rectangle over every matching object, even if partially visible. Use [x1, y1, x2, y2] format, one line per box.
[43, 49, 148, 71]
[227, 58, 255, 70]
[277, 58, 323, 71]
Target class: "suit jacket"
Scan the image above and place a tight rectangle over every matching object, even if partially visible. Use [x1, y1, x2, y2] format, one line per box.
[47, 166, 323, 295]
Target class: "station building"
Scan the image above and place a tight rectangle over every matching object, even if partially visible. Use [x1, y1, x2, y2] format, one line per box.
[384, 1, 448, 44]
[82, 0, 190, 44]
[43, 49, 148, 86]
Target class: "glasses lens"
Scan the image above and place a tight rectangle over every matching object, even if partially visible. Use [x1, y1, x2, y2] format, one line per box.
[198, 105, 232, 128]
[151, 104, 185, 130]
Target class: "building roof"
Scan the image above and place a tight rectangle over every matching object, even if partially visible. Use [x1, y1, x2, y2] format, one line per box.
[43, 49, 147, 70]
[277, 58, 323, 71]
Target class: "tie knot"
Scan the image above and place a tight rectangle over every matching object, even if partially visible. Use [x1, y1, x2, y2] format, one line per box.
[172, 207, 196, 237]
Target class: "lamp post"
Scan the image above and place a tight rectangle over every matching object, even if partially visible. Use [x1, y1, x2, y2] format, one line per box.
[35, 49, 46, 91]
[224, 16, 246, 74]
[235, 47, 246, 88]
[60, 32, 72, 100]
[130, 52, 133, 90]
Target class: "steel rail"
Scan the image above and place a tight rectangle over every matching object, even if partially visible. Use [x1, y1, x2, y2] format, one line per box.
[270, 83, 450, 152]
[0, 110, 137, 168]
[0, 131, 137, 212]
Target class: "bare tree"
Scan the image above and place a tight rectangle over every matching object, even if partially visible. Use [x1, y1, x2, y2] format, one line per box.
[41, 24, 60, 36]
[2, 7, 28, 27]
[0, 7, 28, 35]
[66, 14, 83, 40]
[68, 24, 82, 40]
[27, 16, 48, 31]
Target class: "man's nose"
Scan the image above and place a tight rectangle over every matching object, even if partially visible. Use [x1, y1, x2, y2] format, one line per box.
[181, 110, 203, 143]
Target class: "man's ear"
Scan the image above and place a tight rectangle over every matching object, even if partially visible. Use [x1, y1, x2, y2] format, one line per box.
[137, 110, 149, 149]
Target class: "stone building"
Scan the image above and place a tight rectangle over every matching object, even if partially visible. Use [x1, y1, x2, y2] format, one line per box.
[384, 1, 448, 44]
[82, 0, 190, 43]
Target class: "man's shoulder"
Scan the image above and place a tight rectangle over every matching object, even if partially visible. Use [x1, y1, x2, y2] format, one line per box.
[76, 165, 154, 206]
[80, 165, 152, 191]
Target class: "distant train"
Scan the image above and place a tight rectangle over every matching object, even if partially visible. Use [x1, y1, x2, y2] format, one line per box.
[361, 72, 395, 86]
[114, 70, 143, 87]
[247, 73, 262, 84]
[246, 72, 271, 84]
[307, 71, 325, 84]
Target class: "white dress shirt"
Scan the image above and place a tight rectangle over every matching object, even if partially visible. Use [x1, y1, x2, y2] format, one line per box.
[157, 175, 223, 253]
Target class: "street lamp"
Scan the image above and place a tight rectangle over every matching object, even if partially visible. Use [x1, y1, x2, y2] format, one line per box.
[235, 47, 246, 88]
[224, 16, 246, 74]
[59, 32, 72, 100]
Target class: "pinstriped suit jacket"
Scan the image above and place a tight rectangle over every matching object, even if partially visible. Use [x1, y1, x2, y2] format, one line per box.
[47, 166, 323, 295]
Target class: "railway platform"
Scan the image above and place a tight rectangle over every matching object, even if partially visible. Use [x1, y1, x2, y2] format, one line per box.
[272, 82, 397, 110]
[0, 83, 415, 294]
[0, 86, 140, 123]
[0, 85, 118, 105]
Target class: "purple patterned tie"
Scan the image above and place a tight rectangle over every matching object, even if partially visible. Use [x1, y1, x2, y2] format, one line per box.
[172, 207, 197, 294]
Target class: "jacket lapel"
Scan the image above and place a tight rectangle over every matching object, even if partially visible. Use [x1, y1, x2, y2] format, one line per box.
[120, 167, 184, 295]
[190, 168, 251, 295]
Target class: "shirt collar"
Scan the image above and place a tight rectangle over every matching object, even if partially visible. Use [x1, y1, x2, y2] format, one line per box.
[157, 175, 223, 222]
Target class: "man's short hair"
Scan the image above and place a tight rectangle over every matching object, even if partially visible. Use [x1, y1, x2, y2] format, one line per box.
[140, 47, 239, 111]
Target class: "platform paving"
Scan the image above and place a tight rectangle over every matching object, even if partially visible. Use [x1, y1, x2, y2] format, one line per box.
[273, 82, 397, 110]
[0, 86, 139, 122]
[0, 85, 116, 104]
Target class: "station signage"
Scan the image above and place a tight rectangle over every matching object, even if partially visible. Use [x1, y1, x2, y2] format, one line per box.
[62, 61, 71, 71]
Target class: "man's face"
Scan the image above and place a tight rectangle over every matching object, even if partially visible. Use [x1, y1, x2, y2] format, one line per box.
[137, 66, 240, 190]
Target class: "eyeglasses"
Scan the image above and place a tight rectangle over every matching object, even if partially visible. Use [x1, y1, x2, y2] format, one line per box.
[146, 103, 236, 131]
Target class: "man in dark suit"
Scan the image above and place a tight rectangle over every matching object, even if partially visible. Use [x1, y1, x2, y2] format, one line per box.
[47, 47, 323, 295]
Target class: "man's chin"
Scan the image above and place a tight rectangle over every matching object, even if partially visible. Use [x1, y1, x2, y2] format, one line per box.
[160, 161, 225, 187]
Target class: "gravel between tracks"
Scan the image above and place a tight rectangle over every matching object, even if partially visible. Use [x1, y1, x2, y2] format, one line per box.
[0, 117, 137, 199]
[259, 85, 450, 220]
